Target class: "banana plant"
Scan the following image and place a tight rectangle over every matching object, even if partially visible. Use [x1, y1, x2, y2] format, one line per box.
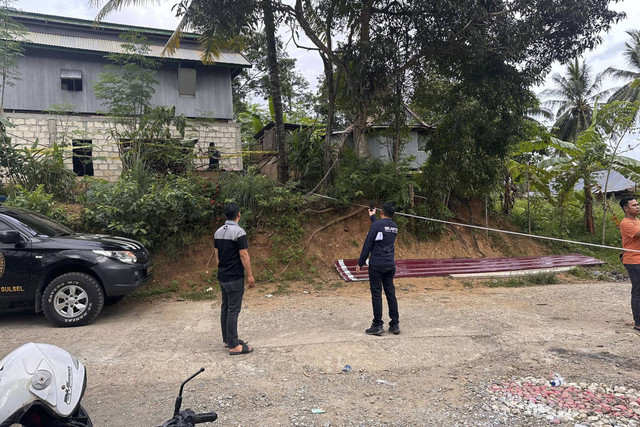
[538, 101, 640, 237]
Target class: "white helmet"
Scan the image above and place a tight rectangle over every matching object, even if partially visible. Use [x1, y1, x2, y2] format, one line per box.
[0, 342, 91, 427]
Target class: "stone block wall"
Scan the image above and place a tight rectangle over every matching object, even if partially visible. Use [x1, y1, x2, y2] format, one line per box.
[3, 113, 242, 181]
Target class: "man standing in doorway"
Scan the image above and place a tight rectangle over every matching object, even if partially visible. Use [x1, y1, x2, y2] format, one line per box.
[356, 202, 400, 335]
[215, 202, 255, 354]
[619, 197, 640, 331]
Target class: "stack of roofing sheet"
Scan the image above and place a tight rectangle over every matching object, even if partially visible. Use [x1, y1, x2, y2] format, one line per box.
[334, 255, 605, 282]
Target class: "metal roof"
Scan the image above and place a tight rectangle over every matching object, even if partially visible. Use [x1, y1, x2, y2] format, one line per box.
[11, 10, 199, 40]
[20, 30, 251, 67]
[575, 170, 637, 194]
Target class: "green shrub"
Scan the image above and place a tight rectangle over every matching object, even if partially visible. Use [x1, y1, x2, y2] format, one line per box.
[0, 138, 77, 201]
[218, 169, 306, 230]
[4, 184, 69, 223]
[329, 149, 415, 207]
[288, 127, 325, 190]
[217, 168, 276, 228]
[82, 174, 216, 253]
[486, 272, 558, 287]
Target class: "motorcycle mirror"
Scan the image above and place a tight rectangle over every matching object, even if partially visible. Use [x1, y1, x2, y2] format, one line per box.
[173, 368, 205, 416]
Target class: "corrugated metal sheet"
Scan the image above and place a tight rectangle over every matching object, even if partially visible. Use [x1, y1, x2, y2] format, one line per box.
[334, 255, 604, 282]
[60, 69, 82, 79]
[20, 31, 251, 67]
[575, 170, 637, 194]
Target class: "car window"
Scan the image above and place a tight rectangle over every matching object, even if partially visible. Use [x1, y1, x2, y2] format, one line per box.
[0, 209, 74, 237]
[0, 220, 14, 232]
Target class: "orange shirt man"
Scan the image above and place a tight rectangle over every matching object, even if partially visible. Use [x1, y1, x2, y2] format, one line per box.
[619, 197, 640, 330]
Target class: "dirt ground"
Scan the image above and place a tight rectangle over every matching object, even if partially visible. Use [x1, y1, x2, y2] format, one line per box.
[2, 276, 639, 426]
[146, 203, 550, 296]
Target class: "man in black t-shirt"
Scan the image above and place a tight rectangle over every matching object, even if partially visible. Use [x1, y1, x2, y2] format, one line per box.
[214, 202, 255, 355]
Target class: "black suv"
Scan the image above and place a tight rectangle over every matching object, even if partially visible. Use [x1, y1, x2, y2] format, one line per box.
[0, 206, 153, 327]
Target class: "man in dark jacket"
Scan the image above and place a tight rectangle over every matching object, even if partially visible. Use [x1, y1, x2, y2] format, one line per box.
[356, 202, 400, 335]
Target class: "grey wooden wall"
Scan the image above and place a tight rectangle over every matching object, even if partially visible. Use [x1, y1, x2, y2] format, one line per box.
[3, 49, 234, 119]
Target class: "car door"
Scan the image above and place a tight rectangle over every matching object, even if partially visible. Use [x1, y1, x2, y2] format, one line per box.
[0, 219, 33, 302]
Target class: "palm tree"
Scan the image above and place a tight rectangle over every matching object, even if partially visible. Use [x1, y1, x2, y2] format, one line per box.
[543, 58, 607, 143]
[605, 30, 640, 107]
[542, 58, 609, 234]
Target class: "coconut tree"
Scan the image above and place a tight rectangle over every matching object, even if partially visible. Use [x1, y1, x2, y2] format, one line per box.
[543, 58, 608, 143]
[605, 30, 640, 109]
[542, 58, 609, 234]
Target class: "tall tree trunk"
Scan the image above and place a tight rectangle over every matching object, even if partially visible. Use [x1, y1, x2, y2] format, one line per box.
[392, 80, 402, 162]
[502, 169, 511, 215]
[526, 169, 531, 235]
[584, 177, 595, 234]
[1, 69, 6, 116]
[262, 0, 288, 184]
[321, 6, 336, 179]
[602, 169, 613, 244]
[353, 110, 369, 157]
[323, 53, 335, 174]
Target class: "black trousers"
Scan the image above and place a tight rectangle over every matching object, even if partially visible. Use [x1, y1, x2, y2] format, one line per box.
[368, 264, 399, 327]
[624, 264, 640, 326]
[220, 278, 245, 348]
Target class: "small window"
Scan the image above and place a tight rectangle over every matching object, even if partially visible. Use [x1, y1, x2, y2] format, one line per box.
[417, 131, 429, 151]
[72, 139, 93, 176]
[61, 69, 83, 91]
[178, 67, 196, 97]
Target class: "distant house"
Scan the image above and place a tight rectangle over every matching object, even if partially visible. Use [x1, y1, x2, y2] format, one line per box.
[575, 170, 638, 198]
[2, 11, 250, 180]
[333, 106, 434, 169]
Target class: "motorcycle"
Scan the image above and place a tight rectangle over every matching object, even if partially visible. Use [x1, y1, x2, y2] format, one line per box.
[0, 343, 217, 427]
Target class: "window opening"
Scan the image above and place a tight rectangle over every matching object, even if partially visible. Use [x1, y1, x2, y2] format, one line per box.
[61, 69, 83, 92]
[178, 66, 196, 97]
[72, 139, 93, 176]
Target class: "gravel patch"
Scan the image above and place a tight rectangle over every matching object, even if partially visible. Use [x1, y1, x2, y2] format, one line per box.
[488, 376, 640, 426]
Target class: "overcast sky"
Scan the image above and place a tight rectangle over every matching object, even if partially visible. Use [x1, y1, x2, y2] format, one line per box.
[13, 0, 640, 157]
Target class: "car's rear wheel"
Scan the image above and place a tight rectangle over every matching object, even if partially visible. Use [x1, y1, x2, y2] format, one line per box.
[42, 273, 104, 327]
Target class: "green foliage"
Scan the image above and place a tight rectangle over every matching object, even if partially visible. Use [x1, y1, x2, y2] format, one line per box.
[127, 106, 194, 175]
[568, 266, 593, 279]
[287, 126, 325, 190]
[405, 201, 453, 238]
[329, 149, 414, 207]
[233, 32, 314, 118]
[236, 103, 269, 146]
[486, 272, 559, 288]
[93, 32, 159, 133]
[218, 168, 277, 227]
[217, 168, 316, 274]
[3, 184, 68, 223]
[82, 174, 217, 253]
[509, 196, 625, 274]
[0, 136, 77, 200]
[0, 1, 27, 112]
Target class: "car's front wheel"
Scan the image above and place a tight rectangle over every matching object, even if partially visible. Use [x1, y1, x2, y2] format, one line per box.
[42, 273, 104, 327]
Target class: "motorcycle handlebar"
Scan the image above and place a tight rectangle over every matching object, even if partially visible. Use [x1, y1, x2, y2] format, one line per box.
[193, 412, 218, 423]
